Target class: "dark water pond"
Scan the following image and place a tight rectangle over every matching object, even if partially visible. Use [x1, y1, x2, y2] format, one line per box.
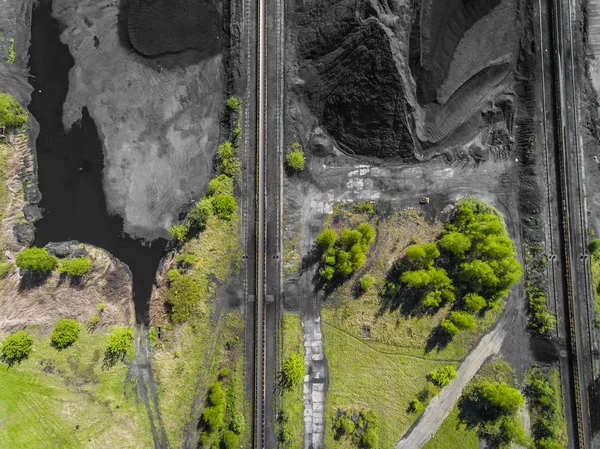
[28, 0, 166, 324]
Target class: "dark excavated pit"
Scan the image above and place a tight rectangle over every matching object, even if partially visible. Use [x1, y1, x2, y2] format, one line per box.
[28, 0, 166, 324]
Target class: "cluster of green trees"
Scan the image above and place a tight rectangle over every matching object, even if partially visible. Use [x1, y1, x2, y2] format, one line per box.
[525, 367, 565, 449]
[458, 379, 527, 448]
[316, 223, 376, 281]
[167, 97, 242, 244]
[526, 284, 555, 335]
[285, 141, 305, 172]
[0, 92, 27, 129]
[199, 371, 245, 448]
[332, 409, 380, 449]
[409, 365, 457, 413]
[391, 198, 522, 337]
[14, 247, 93, 278]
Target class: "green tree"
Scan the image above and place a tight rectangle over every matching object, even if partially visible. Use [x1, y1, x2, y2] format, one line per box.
[217, 141, 240, 178]
[15, 247, 58, 273]
[429, 365, 457, 388]
[464, 292, 487, 312]
[188, 197, 214, 230]
[440, 231, 472, 258]
[168, 224, 188, 242]
[1, 330, 33, 364]
[0, 92, 28, 128]
[104, 328, 133, 366]
[358, 274, 375, 292]
[319, 265, 335, 280]
[51, 318, 80, 349]
[459, 380, 524, 424]
[208, 381, 225, 406]
[449, 311, 476, 331]
[166, 275, 203, 323]
[405, 243, 440, 268]
[280, 351, 305, 390]
[286, 149, 305, 171]
[59, 257, 91, 277]
[316, 228, 337, 250]
[460, 260, 499, 293]
[441, 320, 460, 336]
[208, 174, 234, 197]
[213, 194, 236, 220]
[357, 222, 376, 247]
[225, 96, 242, 113]
[222, 430, 239, 449]
[202, 405, 224, 431]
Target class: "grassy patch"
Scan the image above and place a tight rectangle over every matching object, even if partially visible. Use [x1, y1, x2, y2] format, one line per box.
[588, 248, 600, 327]
[152, 213, 242, 447]
[322, 323, 454, 448]
[0, 326, 152, 448]
[279, 312, 304, 448]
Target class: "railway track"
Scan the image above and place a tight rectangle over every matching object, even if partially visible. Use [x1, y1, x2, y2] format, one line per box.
[540, 0, 595, 445]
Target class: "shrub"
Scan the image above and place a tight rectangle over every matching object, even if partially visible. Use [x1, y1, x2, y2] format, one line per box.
[166, 275, 203, 323]
[0, 261, 11, 278]
[51, 318, 80, 349]
[449, 311, 477, 331]
[177, 253, 197, 267]
[188, 197, 214, 230]
[464, 292, 487, 312]
[168, 224, 188, 243]
[208, 174, 234, 197]
[358, 274, 375, 292]
[104, 328, 133, 366]
[409, 398, 424, 414]
[0, 92, 28, 128]
[280, 351, 305, 390]
[225, 96, 242, 113]
[59, 257, 91, 277]
[334, 415, 355, 437]
[87, 313, 100, 330]
[208, 381, 225, 407]
[167, 269, 181, 283]
[286, 148, 305, 171]
[7, 39, 15, 64]
[316, 228, 337, 250]
[589, 238, 600, 258]
[441, 319, 460, 336]
[1, 330, 33, 363]
[217, 141, 240, 178]
[428, 365, 457, 388]
[213, 194, 236, 220]
[222, 430, 238, 449]
[361, 427, 379, 449]
[202, 405, 224, 431]
[15, 247, 58, 272]
[230, 411, 245, 434]
[319, 265, 335, 280]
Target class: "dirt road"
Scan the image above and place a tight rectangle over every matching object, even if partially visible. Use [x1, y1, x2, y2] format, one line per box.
[395, 310, 514, 449]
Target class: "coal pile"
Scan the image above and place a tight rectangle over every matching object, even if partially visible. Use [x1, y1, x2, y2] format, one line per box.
[127, 0, 222, 56]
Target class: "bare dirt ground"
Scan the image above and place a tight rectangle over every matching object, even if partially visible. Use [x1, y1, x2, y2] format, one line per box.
[0, 244, 134, 334]
[52, 0, 224, 240]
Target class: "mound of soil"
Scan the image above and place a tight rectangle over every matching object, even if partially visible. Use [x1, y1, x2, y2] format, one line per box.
[127, 0, 222, 56]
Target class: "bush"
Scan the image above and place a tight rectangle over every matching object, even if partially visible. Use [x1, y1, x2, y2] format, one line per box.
[225, 96, 242, 113]
[168, 224, 188, 243]
[222, 430, 238, 449]
[213, 194, 236, 220]
[358, 274, 375, 292]
[589, 238, 600, 258]
[202, 405, 224, 431]
[1, 330, 33, 364]
[409, 398, 424, 414]
[208, 174, 234, 197]
[104, 328, 133, 366]
[286, 149, 305, 171]
[51, 318, 80, 349]
[0, 261, 11, 278]
[87, 313, 100, 330]
[441, 319, 460, 336]
[449, 311, 477, 331]
[464, 292, 487, 312]
[59, 257, 91, 277]
[316, 228, 337, 250]
[280, 351, 305, 390]
[428, 365, 457, 388]
[7, 39, 15, 64]
[166, 275, 203, 323]
[0, 92, 28, 128]
[167, 269, 181, 283]
[217, 141, 240, 178]
[208, 381, 225, 407]
[15, 247, 58, 272]
[188, 197, 214, 230]
[230, 411, 245, 434]
[177, 253, 197, 267]
[361, 427, 379, 449]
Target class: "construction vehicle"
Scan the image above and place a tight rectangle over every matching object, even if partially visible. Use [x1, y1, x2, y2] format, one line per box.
[419, 197, 430, 205]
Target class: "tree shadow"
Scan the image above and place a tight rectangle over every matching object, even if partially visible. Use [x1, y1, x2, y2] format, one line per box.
[18, 270, 52, 291]
[424, 325, 452, 354]
[300, 244, 322, 273]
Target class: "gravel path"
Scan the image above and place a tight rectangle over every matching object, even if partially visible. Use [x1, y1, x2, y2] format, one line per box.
[395, 312, 513, 449]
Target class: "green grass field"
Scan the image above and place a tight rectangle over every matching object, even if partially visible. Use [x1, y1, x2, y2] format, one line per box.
[0, 326, 152, 449]
[280, 312, 304, 449]
[323, 323, 455, 448]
